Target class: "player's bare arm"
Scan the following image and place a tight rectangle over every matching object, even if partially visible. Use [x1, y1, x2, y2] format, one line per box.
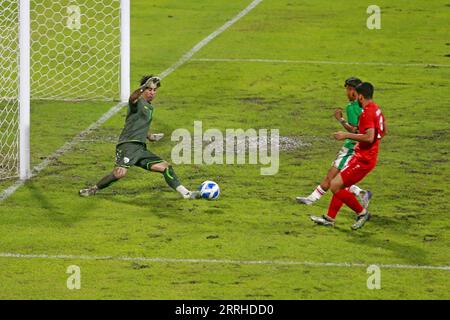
[383, 118, 389, 136]
[334, 108, 358, 133]
[334, 128, 375, 143]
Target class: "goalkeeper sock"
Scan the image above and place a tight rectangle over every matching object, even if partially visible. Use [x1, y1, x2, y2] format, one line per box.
[310, 185, 326, 200]
[176, 185, 191, 198]
[162, 166, 182, 190]
[96, 173, 119, 190]
[349, 185, 363, 196]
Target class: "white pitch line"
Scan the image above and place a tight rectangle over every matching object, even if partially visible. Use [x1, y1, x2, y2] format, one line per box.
[0, 252, 449, 271]
[0, 102, 127, 202]
[160, 0, 264, 79]
[191, 58, 450, 68]
[0, 0, 264, 202]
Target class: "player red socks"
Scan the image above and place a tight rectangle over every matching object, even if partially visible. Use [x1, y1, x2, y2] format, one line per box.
[327, 194, 344, 219]
[327, 189, 365, 220]
[335, 189, 364, 214]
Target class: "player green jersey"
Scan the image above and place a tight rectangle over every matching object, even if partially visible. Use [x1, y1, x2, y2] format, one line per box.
[118, 97, 153, 145]
[343, 100, 362, 149]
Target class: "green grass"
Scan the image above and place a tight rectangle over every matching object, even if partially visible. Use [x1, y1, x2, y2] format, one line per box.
[0, 0, 449, 299]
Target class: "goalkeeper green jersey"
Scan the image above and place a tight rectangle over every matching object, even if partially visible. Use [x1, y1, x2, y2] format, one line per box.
[118, 97, 153, 145]
[343, 100, 362, 149]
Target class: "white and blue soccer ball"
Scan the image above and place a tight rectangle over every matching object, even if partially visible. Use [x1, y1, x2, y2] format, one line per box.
[199, 181, 220, 200]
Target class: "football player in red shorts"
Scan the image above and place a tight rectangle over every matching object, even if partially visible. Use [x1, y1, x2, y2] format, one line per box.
[311, 82, 387, 229]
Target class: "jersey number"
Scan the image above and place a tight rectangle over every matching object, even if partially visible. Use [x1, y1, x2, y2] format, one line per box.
[377, 116, 384, 139]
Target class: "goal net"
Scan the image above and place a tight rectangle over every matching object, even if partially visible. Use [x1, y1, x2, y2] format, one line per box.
[0, 1, 20, 180]
[0, 0, 129, 180]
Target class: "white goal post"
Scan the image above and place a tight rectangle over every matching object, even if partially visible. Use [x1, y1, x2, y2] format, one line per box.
[0, 0, 130, 180]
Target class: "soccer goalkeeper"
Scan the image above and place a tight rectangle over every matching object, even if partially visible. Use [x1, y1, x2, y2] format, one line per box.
[79, 75, 201, 199]
[296, 77, 371, 207]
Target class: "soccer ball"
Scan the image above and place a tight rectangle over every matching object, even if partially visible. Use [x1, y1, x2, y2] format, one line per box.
[199, 181, 220, 200]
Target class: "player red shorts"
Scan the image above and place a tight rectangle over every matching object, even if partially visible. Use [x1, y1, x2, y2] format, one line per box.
[340, 156, 376, 187]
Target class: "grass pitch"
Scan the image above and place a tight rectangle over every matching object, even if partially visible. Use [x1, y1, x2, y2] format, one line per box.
[0, 0, 449, 299]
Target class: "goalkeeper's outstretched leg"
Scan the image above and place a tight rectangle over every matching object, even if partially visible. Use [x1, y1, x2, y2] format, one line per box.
[79, 166, 126, 197]
[79, 162, 200, 199]
[148, 161, 201, 199]
[79, 74, 201, 200]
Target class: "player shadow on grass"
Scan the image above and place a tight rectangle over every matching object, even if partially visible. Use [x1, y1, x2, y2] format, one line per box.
[26, 181, 91, 226]
[94, 184, 199, 220]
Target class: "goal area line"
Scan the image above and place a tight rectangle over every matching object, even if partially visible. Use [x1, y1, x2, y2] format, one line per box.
[0, 252, 448, 271]
[191, 58, 450, 68]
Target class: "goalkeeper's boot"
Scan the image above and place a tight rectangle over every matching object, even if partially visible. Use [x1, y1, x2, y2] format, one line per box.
[359, 190, 373, 210]
[296, 196, 315, 205]
[79, 186, 98, 197]
[310, 215, 335, 227]
[351, 211, 371, 230]
[183, 190, 202, 200]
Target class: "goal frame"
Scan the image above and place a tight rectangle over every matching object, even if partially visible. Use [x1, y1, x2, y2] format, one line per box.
[17, 0, 130, 180]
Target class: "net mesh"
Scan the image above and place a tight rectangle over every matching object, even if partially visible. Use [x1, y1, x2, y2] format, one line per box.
[0, 1, 20, 179]
[0, 0, 122, 179]
[31, 0, 121, 100]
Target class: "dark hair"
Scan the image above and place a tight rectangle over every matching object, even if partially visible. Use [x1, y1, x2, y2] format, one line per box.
[344, 77, 362, 88]
[356, 82, 374, 99]
[140, 75, 161, 87]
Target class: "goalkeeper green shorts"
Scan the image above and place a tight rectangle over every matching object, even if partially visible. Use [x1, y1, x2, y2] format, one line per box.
[115, 142, 163, 170]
